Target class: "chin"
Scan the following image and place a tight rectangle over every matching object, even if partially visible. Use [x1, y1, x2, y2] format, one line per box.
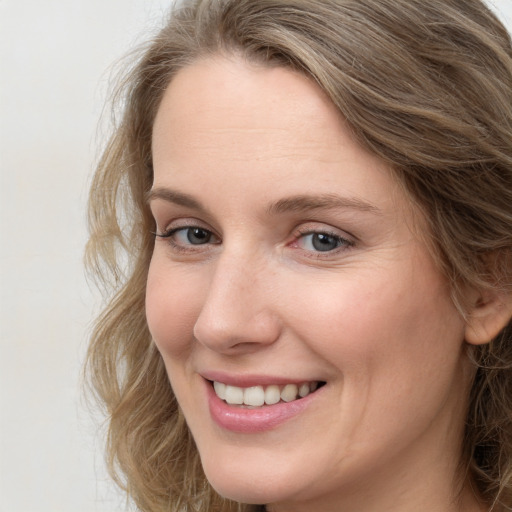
[200, 451, 303, 506]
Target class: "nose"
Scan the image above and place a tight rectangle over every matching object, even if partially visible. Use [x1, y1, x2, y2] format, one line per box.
[193, 249, 282, 355]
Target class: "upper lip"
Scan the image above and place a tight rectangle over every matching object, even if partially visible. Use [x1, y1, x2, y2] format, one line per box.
[200, 370, 323, 388]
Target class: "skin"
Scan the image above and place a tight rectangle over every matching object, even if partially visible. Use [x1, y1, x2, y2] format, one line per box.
[146, 56, 488, 512]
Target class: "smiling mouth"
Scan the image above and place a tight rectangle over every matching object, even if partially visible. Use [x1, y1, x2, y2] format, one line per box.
[211, 380, 326, 407]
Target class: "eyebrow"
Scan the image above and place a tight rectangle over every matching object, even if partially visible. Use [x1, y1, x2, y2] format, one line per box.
[147, 187, 382, 216]
[147, 187, 207, 212]
[266, 194, 382, 216]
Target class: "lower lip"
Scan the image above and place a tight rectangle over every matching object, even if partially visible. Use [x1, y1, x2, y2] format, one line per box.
[206, 381, 320, 433]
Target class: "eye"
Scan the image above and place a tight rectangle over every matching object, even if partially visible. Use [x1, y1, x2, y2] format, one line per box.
[296, 231, 353, 253]
[155, 226, 220, 247]
[174, 227, 214, 245]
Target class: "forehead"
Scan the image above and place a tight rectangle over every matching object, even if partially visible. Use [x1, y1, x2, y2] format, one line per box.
[152, 56, 349, 157]
[151, 56, 421, 231]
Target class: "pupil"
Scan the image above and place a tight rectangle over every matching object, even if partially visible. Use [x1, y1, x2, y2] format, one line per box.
[187, 228, 210, 244]
[312, 233, 338, 252]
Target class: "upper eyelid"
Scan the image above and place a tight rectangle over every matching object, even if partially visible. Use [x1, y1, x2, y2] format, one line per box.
[293, 231, 354, 248]
[149, 201, 218, 232]
[292, 223, 357, 242]
[155, 217, 216, 233]
[156, 225, 218, 240]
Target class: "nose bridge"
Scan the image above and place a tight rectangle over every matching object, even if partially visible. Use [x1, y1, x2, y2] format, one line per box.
[193, 245, 280, 352]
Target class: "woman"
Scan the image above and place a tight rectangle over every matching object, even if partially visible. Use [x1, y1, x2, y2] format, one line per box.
[86, 1, 512, 511]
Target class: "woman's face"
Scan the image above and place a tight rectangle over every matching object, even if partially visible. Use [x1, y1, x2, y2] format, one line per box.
[147, 57, 473, 510]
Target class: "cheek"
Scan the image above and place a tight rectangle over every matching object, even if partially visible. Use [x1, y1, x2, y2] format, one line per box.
[284, 262, 465, 393]
[145, 257, 203, 358]
[279, 269, 468, 464]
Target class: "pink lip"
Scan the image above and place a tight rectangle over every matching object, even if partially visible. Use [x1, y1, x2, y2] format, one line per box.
[204, 377, 322, 433]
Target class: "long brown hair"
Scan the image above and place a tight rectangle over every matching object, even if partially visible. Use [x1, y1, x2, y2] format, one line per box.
[86, 1, 512, 510]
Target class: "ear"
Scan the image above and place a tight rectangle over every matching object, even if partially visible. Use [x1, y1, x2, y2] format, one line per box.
[465, 288, 512, 345]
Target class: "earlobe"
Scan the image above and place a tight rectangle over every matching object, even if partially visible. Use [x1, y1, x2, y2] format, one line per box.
[465, 289, 512, 345]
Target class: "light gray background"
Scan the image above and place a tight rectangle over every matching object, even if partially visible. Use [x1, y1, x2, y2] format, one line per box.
[1, 1, 511, 511]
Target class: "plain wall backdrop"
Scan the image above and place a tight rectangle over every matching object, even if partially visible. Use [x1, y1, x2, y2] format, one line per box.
[1, 1, 512, 511]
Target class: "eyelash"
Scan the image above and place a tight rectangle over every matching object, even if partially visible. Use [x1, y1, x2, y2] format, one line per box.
[153, 226, 220, 253]
[291, 228, 355, 256]
[153, 225, 355, 257]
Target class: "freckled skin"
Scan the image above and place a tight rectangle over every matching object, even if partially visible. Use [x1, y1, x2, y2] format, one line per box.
[146, 57, 484, 512]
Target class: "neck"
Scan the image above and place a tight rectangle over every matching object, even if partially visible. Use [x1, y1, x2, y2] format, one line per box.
[264, 470, 487, 512]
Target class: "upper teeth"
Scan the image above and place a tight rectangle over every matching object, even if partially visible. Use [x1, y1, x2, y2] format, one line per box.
[213, 381, 319, 407]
